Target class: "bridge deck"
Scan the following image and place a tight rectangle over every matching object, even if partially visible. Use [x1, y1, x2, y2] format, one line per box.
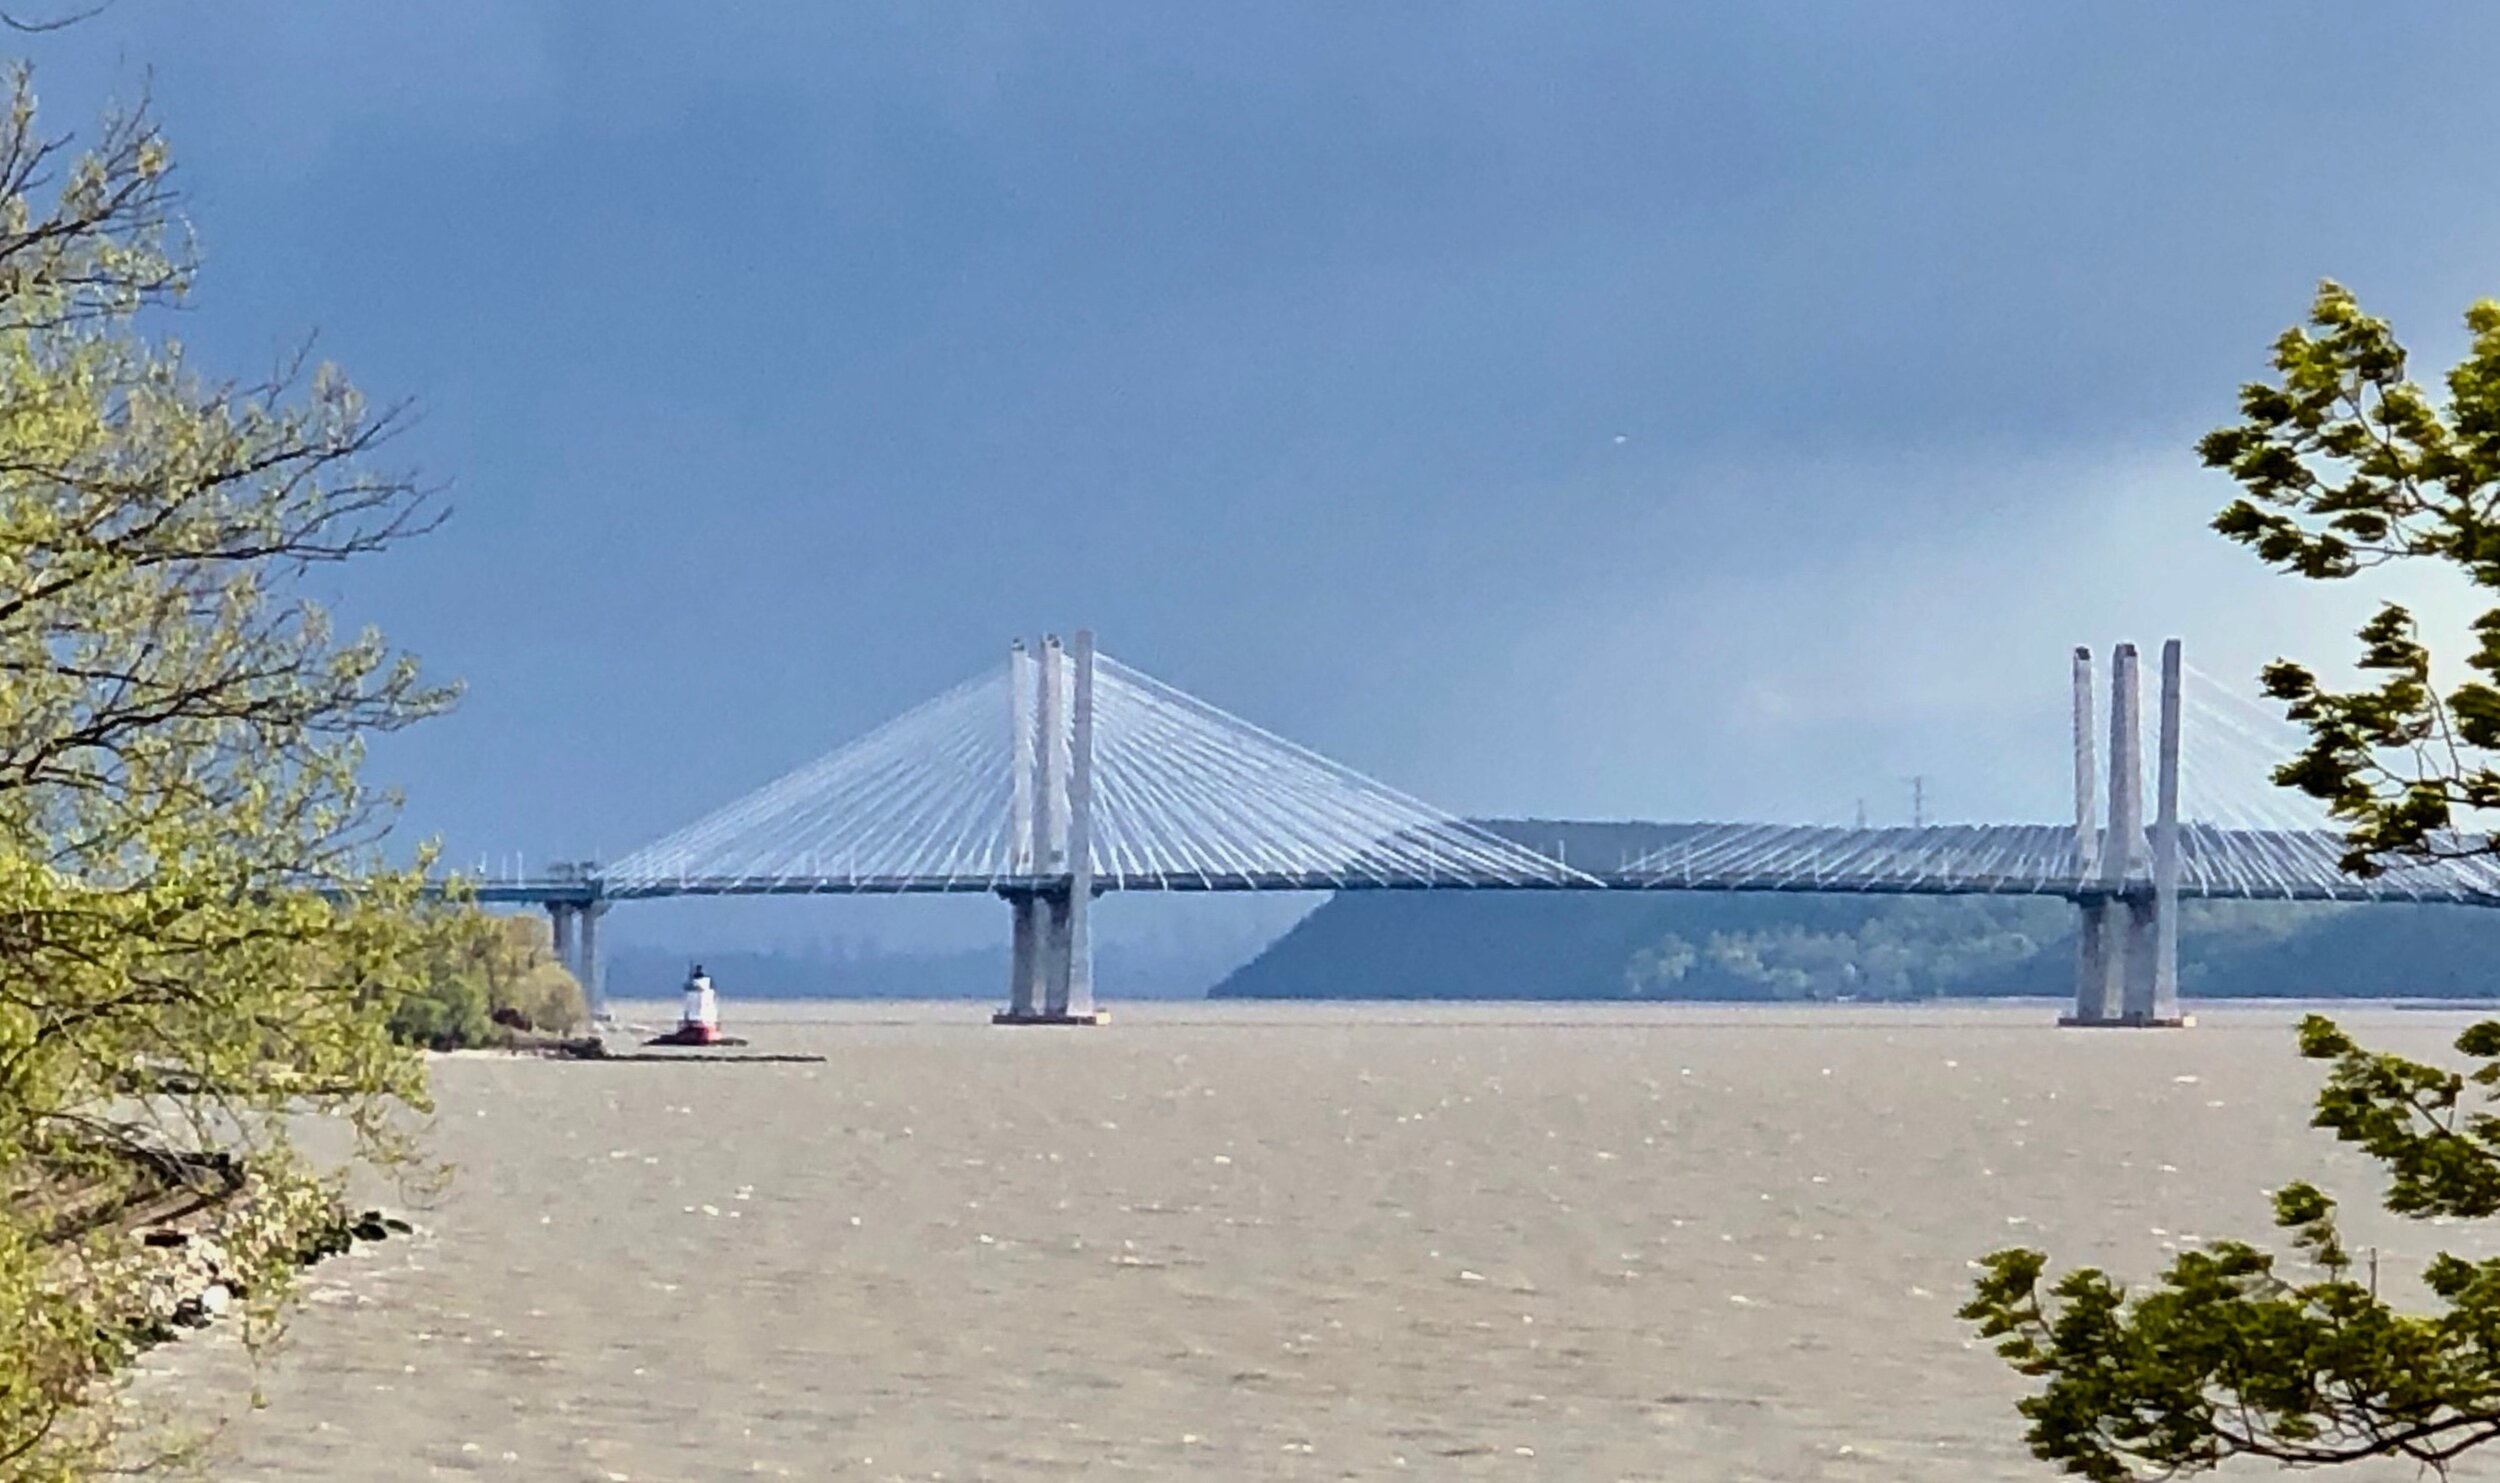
[458, 821, 2500, 908]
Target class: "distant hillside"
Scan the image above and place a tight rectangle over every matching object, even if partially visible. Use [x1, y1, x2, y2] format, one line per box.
[1210, 819, 2500, 1002]
[605, 936, 1255, 1001]
[1211, 890, 2500, 1001]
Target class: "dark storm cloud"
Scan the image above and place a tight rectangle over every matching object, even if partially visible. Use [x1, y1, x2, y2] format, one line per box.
[18, 3, 2500, 943]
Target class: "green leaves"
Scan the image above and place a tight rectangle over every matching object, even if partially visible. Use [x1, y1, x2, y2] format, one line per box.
[2201, 282, 2466, 568]
[2303, 1016, 2500, 1222]
[389, 909, 584, 1050]
[1972, 1018, 2500, 1477]
[2203, 282, 2500, 871]
[0, 65, 462, 1481]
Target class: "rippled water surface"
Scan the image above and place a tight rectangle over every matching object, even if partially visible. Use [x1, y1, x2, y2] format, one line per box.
[138, 1000, 2500, 1481]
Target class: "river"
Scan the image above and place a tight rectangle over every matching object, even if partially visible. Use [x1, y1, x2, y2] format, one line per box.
[134, 1000, 2500, 1480]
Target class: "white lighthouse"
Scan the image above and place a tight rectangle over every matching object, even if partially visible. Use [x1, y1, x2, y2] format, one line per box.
[676, 963, 721, 1045]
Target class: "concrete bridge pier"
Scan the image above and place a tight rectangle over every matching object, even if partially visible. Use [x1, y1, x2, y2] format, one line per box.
[576, 900, 608, 1022]
[2129, 638, 2186, 1025]
[2067, 646, 2119, 1022]
[2063, 639, 2189, 1028]
[1057, 626, 1098, 1020]
[996, 629, 1107, 1025]
[548, 901, 577, 980]
[544, 898, 608, 1023]
[999, 638, 1046, 1018]
[1004, 893, 1043, 1017]
[2073, 900, 2115, 1020]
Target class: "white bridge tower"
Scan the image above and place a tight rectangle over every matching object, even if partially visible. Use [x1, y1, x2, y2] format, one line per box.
[2063, 638, 2189, 1028]
[995, 630, 1107, 1025]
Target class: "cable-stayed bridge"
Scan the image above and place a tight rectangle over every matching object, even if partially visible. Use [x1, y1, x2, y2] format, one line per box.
[480, 632, 2500, 1027]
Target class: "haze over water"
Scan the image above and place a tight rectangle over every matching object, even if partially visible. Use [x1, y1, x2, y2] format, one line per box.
[140, 1002, 2500, 1481]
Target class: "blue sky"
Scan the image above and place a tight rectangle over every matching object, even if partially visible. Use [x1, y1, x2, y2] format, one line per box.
[24, 3, 2500, 950]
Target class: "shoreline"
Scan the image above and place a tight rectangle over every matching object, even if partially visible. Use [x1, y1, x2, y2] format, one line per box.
[110, 1166, 414, 1357]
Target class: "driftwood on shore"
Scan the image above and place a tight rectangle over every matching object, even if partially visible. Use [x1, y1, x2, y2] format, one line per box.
[27, 1146, 245, 1246]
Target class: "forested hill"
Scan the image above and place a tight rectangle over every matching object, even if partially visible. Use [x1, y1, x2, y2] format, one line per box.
[1210, 820, 2500, 1002]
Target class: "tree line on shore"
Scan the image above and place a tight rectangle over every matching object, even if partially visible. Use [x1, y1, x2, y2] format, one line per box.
[1214, 890, 2500, 1003]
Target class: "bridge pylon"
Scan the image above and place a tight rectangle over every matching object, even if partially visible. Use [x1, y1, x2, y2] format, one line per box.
[544, 894, 609, 1023]
[995, 630, 1107, 1025]
[2062, 638, 2189, 1028]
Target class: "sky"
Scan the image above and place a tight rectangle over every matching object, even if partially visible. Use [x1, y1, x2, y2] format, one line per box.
[21, 3, 2500, 952]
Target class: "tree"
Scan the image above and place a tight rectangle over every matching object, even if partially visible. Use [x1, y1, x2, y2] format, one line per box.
[392, 911, 585, 1050]
[1964, 282, 2500, 1479]
[0, 66, 470, 1481]
[2206, 281, 2500, 875]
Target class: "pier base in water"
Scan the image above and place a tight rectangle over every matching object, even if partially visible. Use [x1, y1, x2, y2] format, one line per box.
[2057, 1013, 2195, 1029]
[991, 1010, 1110, 1027]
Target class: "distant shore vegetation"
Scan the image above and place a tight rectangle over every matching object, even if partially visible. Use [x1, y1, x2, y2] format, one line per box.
[392, 912, 586, 1051]
[1211, 891, 2496, 1003]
